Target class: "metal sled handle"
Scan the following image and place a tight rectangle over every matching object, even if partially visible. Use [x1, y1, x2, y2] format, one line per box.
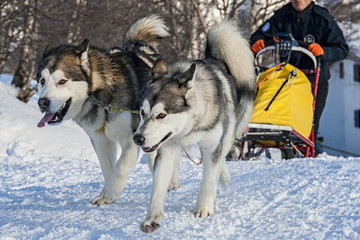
[255, 46, 317, 68]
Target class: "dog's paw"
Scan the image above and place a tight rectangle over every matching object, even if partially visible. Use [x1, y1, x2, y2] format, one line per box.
[194, 204, 214, 218]
[140, 221, 161, 234]
[167, 181, 180, 191]
[140, 213, 163, 233]
[90, 192, 115, 206]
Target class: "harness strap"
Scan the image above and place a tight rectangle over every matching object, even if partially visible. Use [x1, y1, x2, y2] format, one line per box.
[183, 148, 203, 165]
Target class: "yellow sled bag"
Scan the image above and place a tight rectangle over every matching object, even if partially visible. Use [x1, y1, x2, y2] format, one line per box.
[250, 63, 314, 138]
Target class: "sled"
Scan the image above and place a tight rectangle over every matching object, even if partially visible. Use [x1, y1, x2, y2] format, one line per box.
[238, 33, 320, 160]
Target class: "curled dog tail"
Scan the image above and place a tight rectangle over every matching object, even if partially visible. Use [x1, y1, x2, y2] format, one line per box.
[206, 20, 255, 136]
[206, 20, 255, 92]
[124, 14, 170, 52]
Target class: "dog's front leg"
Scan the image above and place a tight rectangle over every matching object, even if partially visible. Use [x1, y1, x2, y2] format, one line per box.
[146, 151, 157, 174]
[194, 147, 223, 218]
[92, 139, 140, 205]
[89, 131, 117, 180]
[141, 145, 181, 234]
[167, 156, 180, 191]
[89, 132, 118, 205]
[146, 150, 180, 191]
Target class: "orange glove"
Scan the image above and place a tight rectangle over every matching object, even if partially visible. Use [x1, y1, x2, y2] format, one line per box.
[308, 43, 324, 57]
[251, 39, 265, 54]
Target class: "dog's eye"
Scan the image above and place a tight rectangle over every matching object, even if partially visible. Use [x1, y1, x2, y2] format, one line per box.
[157, 113, 166, 119]
[58, 79, 67, 85]
[140, 109, 145, 117]
[39, 78, 45, 85]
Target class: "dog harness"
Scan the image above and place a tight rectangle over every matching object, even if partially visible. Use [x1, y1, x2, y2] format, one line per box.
[87, 95, 140, 114]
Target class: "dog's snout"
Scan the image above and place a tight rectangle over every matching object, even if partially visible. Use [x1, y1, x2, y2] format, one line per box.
[38, 98, 50, 110]
[133, 134, 145, 146]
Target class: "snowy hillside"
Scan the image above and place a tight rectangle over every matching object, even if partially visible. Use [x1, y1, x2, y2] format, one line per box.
[1, 75, 360, 239]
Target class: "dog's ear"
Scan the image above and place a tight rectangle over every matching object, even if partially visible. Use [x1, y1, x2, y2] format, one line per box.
[43, 44, 54, 57]
[77, 39, 90, 76]
[151, 58, 167, 80]
[78, 39, 89, 53]
[178, 63, 196, 87]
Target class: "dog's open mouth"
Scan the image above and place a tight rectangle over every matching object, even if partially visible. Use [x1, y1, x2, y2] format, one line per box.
[141, 132, 172, 153]
[37, 98, 72, 127]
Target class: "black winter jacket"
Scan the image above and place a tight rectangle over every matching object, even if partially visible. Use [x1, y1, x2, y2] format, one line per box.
[250, 2, 349, 83]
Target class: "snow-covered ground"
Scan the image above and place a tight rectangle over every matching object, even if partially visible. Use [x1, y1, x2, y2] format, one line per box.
[1, 75, 360, 239]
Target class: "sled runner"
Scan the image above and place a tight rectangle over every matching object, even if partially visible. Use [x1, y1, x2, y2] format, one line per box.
[239, 33, 320, 159]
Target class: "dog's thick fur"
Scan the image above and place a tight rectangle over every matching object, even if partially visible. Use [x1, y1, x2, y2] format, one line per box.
[36, 15, 170, 205]
[133, 20, 255, 233]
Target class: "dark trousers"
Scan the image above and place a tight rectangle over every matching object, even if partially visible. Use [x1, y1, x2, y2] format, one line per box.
[313, 81, 329, 139]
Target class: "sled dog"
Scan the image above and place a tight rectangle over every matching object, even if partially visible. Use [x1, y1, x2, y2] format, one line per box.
[133, 20, 255, 233]
[36, 15, 170, 205]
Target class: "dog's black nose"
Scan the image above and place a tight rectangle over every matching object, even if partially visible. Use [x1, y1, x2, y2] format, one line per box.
[133, 134, 145, 146]
[38, 98, 50, 110]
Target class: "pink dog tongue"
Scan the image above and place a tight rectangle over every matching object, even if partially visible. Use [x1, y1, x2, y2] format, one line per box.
[142, 147, 151, 152]
[37, 113, 56, 128]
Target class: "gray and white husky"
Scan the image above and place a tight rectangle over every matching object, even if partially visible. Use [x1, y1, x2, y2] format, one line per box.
[36, 15, 170, 205]
[133, 20, 255, 233]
